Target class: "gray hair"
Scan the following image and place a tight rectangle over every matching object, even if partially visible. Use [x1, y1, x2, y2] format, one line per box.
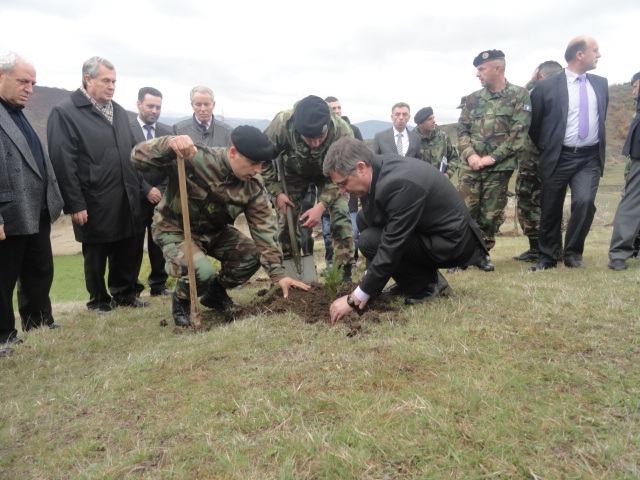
[190, 85, 214, 103]
[82, 56, 115, 88]
[0, 51, 32, 74]
[323, 137, 374, 177]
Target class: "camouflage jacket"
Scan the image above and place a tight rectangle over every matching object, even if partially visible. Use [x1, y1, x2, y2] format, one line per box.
[457, 81, 532, 172]
[131, 136, 286, 282]
[416, 126, 460, 177]
[262, 107, 354, 209]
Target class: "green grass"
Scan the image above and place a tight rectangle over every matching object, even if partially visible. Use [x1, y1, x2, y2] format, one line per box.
[2, 165, 639, 479]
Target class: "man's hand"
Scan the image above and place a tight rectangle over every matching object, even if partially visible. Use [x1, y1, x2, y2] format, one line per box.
[275, 193, 295, 216]
[0, 224, 5, 241]
[146, 187, 162, 204]
[169, 135, 197, 160]
[479, 156, 496, 168]
[278, 277, 310, 298]
[300, 203, 326, 229]
[71, 210, 88, 226]
[467, 153, 482, 171]
[329, 293, 368, 325]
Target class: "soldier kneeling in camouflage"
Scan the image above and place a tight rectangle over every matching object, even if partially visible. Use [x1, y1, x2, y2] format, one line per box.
[132, 126, 310, 327]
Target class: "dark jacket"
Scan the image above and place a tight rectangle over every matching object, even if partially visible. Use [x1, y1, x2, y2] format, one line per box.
[372, 127, 421, 158]
[130, 118, 173, 193]
[47, 89, 143, 243]
[359, 154, 483, 295]
[530, 70, 609, 180]
[622, 96, 640, 159]
[172, 114, 232, 148]
[0, 104, 63, 235]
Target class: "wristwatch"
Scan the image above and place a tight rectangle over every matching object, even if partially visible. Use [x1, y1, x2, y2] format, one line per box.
[346, 295, 357, 309]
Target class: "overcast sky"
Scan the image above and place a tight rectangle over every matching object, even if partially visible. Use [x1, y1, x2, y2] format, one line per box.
[2, 0, 637, 126]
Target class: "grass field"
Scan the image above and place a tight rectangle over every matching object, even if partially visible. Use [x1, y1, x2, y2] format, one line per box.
[2, 164, 639, 479]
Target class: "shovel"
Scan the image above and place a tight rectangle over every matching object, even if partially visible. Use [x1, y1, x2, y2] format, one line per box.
[177, 154, 203, 330]
[275, 156, 317, 284]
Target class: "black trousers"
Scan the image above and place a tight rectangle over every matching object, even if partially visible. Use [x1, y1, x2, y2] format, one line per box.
[538, 146, 601, 263]
[0, 214, 55, 341]
[134, 202, 168, 292]
[82, 235, 140, 309]
[357, 211, 477, 296]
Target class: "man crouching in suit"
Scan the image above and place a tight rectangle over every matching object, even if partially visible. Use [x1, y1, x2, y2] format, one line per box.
[324, 137, 488, 324]
[529, 36, 608, 271]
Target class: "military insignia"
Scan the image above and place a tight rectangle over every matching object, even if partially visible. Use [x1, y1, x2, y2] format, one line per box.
[523, 104, 532, 112]
[482, 52, 489, 60]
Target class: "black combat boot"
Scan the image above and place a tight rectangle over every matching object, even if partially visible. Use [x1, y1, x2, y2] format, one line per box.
[171, 293, 191, 327]
[200, 277, 241, 311]
[513, 237, 540, 262]
[341, 264, 353, 284]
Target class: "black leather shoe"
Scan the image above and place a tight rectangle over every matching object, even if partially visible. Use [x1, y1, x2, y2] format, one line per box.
[0, 347, 13, 357]
[446, 266, 467, 273]
[90, 304, 114, 314]
[49, 323, 62, 329]
[200, 277, 241, 311]
[172, 293, 191, 327]
[608, 259, 627, 271]
[405, 273, 452, 305]
[564, 257, 586, 268]
[513, 248, 540, 262]
[475, 255, 495, 272]
[381, 283, 403, 296]
[112, 297, 150, 308]
[2, 336, 23, 346]
[528, 261, 557, 272]
[150, 287, 172, 297]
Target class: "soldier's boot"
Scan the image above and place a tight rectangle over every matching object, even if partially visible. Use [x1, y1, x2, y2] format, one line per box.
[513, 237, 540, 262]
[200, 277, 241, 311]
[341, 264, 353, 284]
[172, 293, 191, 328]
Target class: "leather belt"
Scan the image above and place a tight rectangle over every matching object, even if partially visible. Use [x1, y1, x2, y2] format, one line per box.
[561, 144, 599, 154]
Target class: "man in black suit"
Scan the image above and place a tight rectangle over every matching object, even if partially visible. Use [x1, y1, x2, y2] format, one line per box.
[529, 36, 609, 271]
[608, 71, 640, 271]
[372, 102, 420, 158]
[323, 137, 487, 324]
[0, 52, 64, 352]
[130, 87, 172, 296]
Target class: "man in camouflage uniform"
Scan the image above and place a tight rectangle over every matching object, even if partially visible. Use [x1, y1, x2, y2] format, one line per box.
[131, 126, 309, 327]
[414, 106, 460, 180]
[513, 60, 563, 262]
[262, 95, 356, 282]
[457, 49, 532, 270]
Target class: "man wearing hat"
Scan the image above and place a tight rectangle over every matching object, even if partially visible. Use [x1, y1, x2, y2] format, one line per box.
[262, 95, 356, 283]
[457, 49, 532, 270]
[608, 70, 640, 271]
[414, 106, 460, 179]
[131, 126, 310, 327]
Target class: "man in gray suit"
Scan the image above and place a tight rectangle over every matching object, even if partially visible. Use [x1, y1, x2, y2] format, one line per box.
[130, 87, 172, 296]
[529, 36, 609, 271]
[172, 86, 232, 148]
[0, 52, 64, 353]
[372, 102, 420, 158]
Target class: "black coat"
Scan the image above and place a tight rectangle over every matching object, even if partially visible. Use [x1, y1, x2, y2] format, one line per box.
[47, 89, 142, 243]
[622, 97, 640, 158]
[359, 154, 484, 295]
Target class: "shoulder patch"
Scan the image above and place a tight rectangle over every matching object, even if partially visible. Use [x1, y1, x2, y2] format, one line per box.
[523, 104, 532, 112]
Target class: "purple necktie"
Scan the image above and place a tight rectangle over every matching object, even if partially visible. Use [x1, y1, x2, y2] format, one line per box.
[578, 74, 589, 140]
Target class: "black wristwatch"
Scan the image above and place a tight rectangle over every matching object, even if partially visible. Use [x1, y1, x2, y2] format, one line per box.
[347, 295, 357, 309]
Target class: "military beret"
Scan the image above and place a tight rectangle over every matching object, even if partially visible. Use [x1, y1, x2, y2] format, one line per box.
[632, 71, 640, 85]
[293, 95, 331, 138]
[414, 107, 434, 125]
[231, 125, 274, 163]
[473, 49, 505, 67]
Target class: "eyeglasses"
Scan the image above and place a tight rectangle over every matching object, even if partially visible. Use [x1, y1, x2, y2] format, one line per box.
[334, 175, 351, 188]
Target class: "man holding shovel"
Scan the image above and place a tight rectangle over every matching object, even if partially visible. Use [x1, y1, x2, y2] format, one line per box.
[132, 126, 309, 327]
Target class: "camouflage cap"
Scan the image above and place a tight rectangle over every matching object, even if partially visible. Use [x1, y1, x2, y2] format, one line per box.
[231, 125, 274, 163]
[293, 95, 331, 138]
[473, 49, 505, 67]
[414, 107, 434, 124]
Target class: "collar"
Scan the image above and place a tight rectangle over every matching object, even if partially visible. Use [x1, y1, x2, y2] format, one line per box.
[0, 97, 24, 112]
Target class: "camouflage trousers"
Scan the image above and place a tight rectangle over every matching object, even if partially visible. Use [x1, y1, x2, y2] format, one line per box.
[515, 169, 541, 238]
[280, 178, 355, 267]
[154, 226, 261, 300]
[458, 169, 513, 250]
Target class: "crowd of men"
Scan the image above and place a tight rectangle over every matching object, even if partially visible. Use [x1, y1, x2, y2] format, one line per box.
[2, 33, 639, 353]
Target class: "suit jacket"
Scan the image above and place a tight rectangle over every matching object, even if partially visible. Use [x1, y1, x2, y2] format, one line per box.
[529, 69, 608, 181]
[372, 127, 420, 158]
[130, 118, 172, 192]
[172, 114, 232, 149]
[0, 103, 63, 236]
[359, 154, 483, 295]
